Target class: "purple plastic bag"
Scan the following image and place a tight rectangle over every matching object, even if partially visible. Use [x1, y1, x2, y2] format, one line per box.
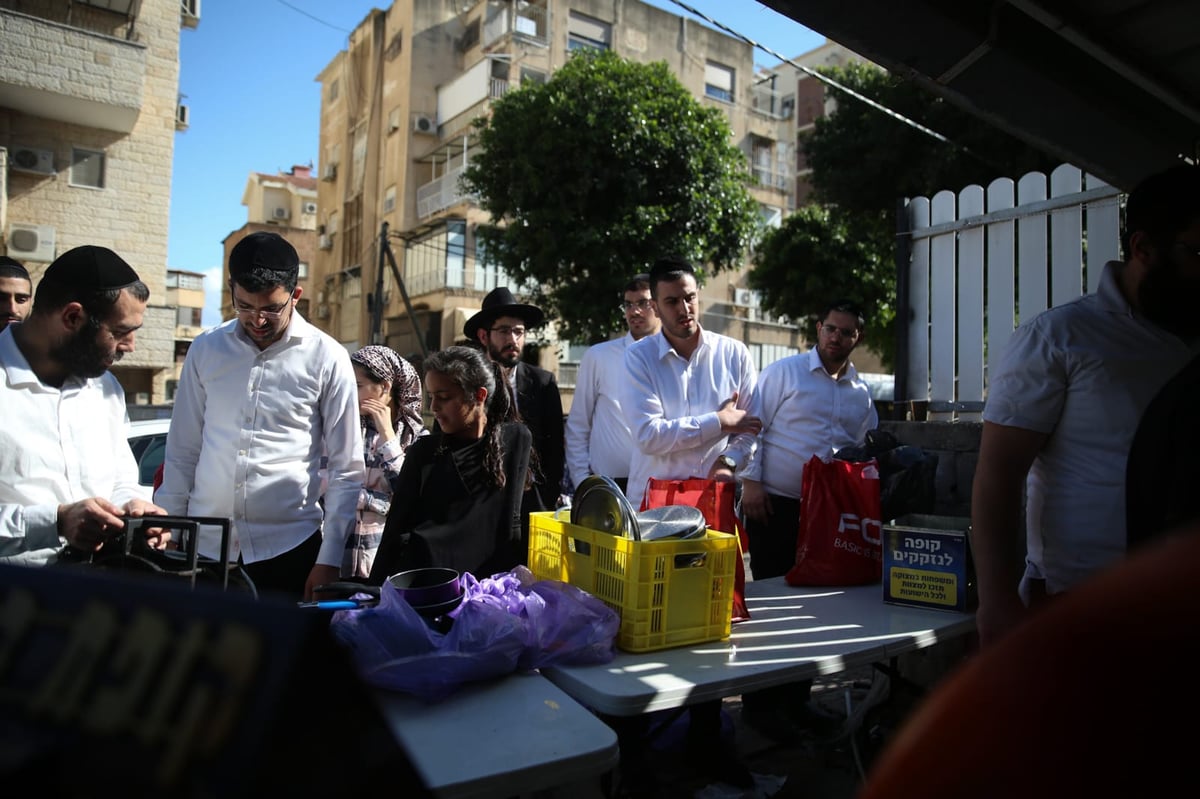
[328, 568, 618, 701]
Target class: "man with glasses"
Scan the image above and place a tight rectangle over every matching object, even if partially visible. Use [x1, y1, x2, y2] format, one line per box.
[565, 273, 661, 495]
[1, 246, 168, 564]
[739, 299, 877, 742]
[464, 286, 564, 554]
[158, 232, 364, 599]
[972, 164, 1200, 648]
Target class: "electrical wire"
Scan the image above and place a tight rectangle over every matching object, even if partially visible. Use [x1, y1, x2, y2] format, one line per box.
[663, 0, 960, 148]
[273, 0, 353, 33]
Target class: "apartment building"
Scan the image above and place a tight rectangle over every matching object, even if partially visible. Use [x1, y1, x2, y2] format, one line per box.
[0, 0, 198, 404]
[162, 267, 204, 401]
[311, 0, 803, 401]
[218, 164, 319, 321]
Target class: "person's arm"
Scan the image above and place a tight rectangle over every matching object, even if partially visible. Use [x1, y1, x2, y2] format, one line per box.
[156, 346, 206, 516]
[623, 345, 723, 455]
[970, 420, 1048, 647]
[564, 348, 599, 489]
[311, 350, 367, 587]
[721, 346, 762, 471]
[538, 372, 566, 508]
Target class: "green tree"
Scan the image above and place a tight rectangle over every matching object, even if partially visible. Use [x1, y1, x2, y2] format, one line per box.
[749, 205, 896, 361]
[748, 62, 1058, 367]
[463, 49, 759, 345]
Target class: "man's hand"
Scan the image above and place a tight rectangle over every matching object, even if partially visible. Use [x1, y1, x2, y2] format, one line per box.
[122, 499, 172, 550]
[57, 497, 127, 551]
[716, 393, 762, 436]
[741, 479, 771, 524]
[304, 564, 341, 602]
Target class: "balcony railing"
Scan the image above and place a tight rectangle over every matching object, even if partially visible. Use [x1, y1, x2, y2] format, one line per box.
[483, 2, 549, 48]
[750, 82, 793, 120]
[752, 166, 792, 191]
[557, 362, 579, 389]
[417, 163, 475, 219]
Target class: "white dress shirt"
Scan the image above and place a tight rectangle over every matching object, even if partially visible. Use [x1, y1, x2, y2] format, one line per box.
[565, 333, 636, 488]
[0, 326, 141, 565]
[984, 260, 1196, 596]
[622, 328, 760, 509]
[157, 313, 365, 568]
[742, 348, 877, 497]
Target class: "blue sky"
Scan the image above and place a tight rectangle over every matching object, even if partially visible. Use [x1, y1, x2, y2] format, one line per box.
[169, 1, 824, 326]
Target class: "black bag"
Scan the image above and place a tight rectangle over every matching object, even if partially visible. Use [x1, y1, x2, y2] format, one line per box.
[835, 430, 938, 522]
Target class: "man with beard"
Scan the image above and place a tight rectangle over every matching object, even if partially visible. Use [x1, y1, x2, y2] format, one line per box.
[465, 286, 564, 555]
[158, 232, 364, 600]
[565, 273, 661, 495]
[0, 246, 167, 565]
[971, 164, 1200, 648]
[0, 255, 32, 330]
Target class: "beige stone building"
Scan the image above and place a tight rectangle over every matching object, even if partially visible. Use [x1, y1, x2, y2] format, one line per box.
[311, 0, 804, 409]
[163, 267, 204, 402]
[0, 0, 198, 404]
[218, 164, 319, 322]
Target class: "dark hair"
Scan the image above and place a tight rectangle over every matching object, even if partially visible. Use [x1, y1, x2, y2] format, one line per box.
[819, 299, 866, 332]
[647, 255, 696, 298]
[623, 273, 651, 294]
[1122, 164, 1200, 259]
[33, 281, 150, 322]
[424, 346, 514, 490]
[0, 256, 30, 282]
[230, 268, 297, 294]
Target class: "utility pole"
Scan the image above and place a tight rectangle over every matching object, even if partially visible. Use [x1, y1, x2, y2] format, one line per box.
[370, 221, 429, 359]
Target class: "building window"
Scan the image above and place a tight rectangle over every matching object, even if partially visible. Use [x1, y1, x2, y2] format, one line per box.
[343, 266, 362, 299]
[447, 221, 466, 288]
[70, 148, 106, 189]
[520, 67, 546, 86]
[383, 184, 397, 214]
[568, 11, 611, 51]
[167, 272, 204, 290]
[298, 261, 309, 279]
[388, 106, 401, 134]
[329, 78, 340, 102]
[705, 62, 735, 103]
[176, 306, 202, 326]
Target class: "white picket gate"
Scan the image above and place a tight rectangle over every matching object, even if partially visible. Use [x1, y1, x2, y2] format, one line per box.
[898, 164, 1122, 420]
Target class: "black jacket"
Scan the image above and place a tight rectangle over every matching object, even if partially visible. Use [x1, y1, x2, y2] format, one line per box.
[514, 361, 565, 512]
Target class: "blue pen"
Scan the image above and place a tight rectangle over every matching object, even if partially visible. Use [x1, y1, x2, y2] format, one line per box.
[297, 600, 361, 610]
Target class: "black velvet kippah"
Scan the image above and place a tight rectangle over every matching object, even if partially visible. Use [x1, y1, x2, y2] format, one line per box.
[229, 231, 298, 272]
[41, 246, 139, 291]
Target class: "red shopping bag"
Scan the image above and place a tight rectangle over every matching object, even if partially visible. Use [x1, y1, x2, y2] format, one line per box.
[641, 477, 751, 621]
[786, 455, 883, 586]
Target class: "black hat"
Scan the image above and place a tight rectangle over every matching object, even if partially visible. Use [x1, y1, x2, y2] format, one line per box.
[463, 286, 545, 340]
[40, 246, 139, 291]
[229, 231, 299, 275]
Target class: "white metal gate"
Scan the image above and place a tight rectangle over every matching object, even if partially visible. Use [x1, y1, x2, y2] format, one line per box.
[898, 164, 1122, 420]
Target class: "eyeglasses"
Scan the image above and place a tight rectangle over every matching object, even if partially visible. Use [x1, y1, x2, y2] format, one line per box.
[490, 325, 527, 338]
[620, 299, 653, 312]
[820, 324, 858, 339]
[235, 303, 290, 320]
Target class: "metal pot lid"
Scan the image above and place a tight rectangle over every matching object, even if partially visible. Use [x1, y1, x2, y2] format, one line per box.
[636, 505, 708, 542]
[571, 475, 640, 540]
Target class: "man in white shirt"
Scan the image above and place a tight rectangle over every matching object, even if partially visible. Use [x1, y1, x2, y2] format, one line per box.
[0, 246, 166, 564]
[565, 273, 660, 494]
[158, 232, 364, 600]
[972, 164, 1200, 647]
[740, 299, 878, 742]
[621, 255, 762, 789]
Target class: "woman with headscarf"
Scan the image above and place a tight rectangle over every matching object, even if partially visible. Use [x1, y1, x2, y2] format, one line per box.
[344, 345, 425, 579]
[368, 346, 532, 582]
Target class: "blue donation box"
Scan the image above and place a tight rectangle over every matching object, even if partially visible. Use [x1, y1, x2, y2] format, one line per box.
[882, 514, 974, 612]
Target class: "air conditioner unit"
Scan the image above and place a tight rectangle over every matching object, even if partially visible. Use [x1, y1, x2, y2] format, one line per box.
[272, 206, 290, 220]
[321, 163, 337, 181]
[315, 305, 330, 319]
[9, 147, 55, 176]
[7, 222, 57, 262]
[181, 0, 201, 28]
[175, 103, 190, 131]
[413, 114, 436, 135]
[734, 288, 756, 307]
[302, 201, 318, 214]
[318, 234, 332, 250]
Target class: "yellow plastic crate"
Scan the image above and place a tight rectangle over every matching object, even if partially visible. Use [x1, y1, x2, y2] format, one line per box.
[527, 511, 738, 653]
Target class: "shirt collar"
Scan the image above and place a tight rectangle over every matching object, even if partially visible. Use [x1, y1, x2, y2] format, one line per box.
[651, 327, 710, 361]
[804, 346, 859, 381]
[223, 306, 312, 347]
[1096, 260, 1132, 315]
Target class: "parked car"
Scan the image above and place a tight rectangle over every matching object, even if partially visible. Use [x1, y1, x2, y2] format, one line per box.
[127, 417, 170, 501]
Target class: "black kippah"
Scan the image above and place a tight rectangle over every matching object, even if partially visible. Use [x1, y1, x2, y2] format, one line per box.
[0, 255, 30, 281]
[229, 231, 299, 273]
[41, 246, 139, 291]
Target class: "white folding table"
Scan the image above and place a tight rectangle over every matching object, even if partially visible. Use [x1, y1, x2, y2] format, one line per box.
[376, 671, 619, 798]
[540, 577, 976, 716]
